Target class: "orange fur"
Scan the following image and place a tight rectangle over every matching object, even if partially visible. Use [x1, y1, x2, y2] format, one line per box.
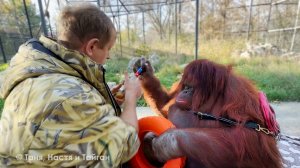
[141, 59, 282, 168]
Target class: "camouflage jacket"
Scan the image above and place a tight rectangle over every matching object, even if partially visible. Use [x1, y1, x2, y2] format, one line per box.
[0, 36, 139, 168]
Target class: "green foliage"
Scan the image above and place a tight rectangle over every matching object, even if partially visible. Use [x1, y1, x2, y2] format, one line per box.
[0, 0, 40, 34]
[120, 29, 140, 44]
[137, 98, 147, 107]
[0, 64, 8, 71]
[105, 72, 122, 83]
[105, 37, 300, 105]
[235, 57, 300, 101]
[0, 64, 7, 116]
[105, 57, 130, 73]
[156, 64, 183, 89]
[0, 0, 41, 57]
[198, 38, 245, 64]
[135, 44, 151, 57]
[153, 57, 300, 102]
[104, 57, 130, 83]
[0, 99, 3, 117]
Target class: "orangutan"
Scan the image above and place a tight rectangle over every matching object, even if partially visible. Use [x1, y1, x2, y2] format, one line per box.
[134, 58, 282, 168]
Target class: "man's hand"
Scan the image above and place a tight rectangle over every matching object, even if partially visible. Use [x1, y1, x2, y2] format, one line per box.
[124, 72, 142, 100]
[120, 72, 142, 131]
[111, 82, 125, 105]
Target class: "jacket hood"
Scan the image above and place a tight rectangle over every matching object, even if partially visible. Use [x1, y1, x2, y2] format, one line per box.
[0, 36, 106, 99]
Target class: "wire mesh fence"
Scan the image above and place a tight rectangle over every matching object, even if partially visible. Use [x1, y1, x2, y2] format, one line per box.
[0, 0, 300, 64]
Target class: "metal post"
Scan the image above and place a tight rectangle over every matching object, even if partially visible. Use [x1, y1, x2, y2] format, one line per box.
[247, 0, 253, 40]
[117, 0, 123, 57]
[265, 0, 273, 42]
[175, 1, 178, 57]
[195, 0, 200, 60]
[96, 0, 100, 8]
[108, 3, 116, 31]
[57, 0, 61, 10]
[127, 15, 130, 45]
[223, 9, 226, 39]
[179, 2, 181, 34]
[159, 5, 162, 40]
[142, 11, 146, 44]
[290, 0, 300, 51]
[169, 6, 171, 43]
[278, 30, 282, 46]
[23, 0, 33, 38]
[104, 0, 107, 12]
[0, 37, 7, 63]
[48, 19, 54, 38]
[37, 0, 48, 36]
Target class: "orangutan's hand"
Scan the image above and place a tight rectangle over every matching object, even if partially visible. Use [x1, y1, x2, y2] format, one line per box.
[133, 57, 154, 79]
[142, 132, 165, 167]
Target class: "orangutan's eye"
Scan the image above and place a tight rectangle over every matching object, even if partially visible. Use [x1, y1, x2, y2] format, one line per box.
[184, 85, 190, 90]
[183, 85, 193, 92]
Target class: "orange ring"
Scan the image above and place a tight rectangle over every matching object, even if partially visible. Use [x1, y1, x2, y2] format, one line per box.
[129, 116, 185, 168]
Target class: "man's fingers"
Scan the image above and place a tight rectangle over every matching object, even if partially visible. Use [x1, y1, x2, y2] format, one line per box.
[124, 72, 129, 86]
[114, 83, 123, 91]
[124, 71, 129, 80]
[115, 97, 125, 106]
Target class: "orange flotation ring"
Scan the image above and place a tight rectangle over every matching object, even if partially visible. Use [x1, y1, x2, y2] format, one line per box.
[129, 116, 185, 168]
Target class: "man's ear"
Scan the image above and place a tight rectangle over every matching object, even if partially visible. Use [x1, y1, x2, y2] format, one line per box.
[84, 38, 99, 56]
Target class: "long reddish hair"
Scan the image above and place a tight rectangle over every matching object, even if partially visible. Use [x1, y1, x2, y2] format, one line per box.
[179, 59, 282, 167]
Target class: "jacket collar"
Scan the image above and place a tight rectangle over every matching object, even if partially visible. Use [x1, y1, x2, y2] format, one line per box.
[39, 36, 112, 101]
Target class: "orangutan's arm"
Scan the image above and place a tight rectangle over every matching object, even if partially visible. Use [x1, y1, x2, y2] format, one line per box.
[150, 128, 238, 167]
[141, 75, 180, 117]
